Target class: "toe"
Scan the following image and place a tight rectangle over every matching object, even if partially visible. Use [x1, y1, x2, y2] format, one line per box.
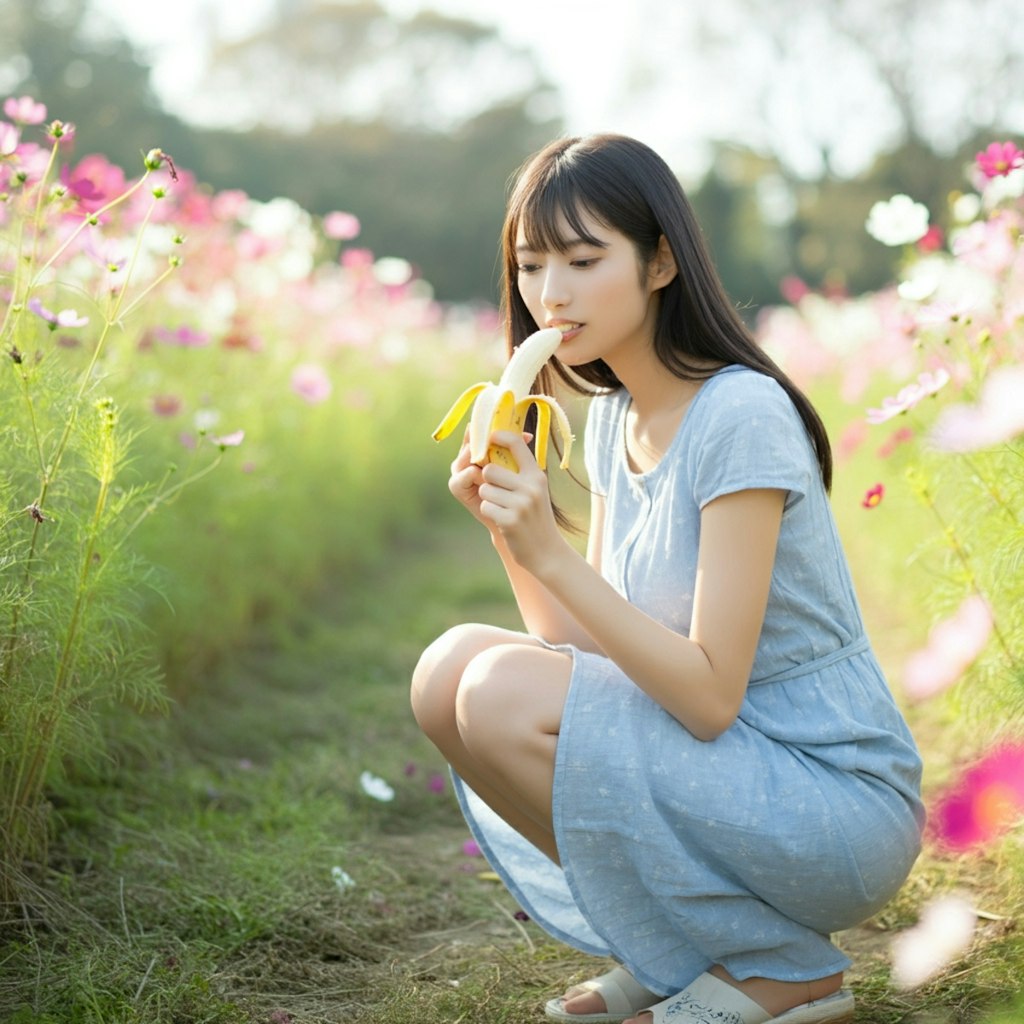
[562, 990, 608, 1015]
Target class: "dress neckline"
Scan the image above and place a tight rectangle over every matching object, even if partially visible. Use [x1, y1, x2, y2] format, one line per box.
[619, 365, 741, 481]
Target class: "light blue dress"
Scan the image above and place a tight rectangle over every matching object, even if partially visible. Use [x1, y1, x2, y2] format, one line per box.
[453, 365, 924, 996]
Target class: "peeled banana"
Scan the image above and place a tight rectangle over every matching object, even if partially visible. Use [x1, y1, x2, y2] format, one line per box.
[432, 326, 574, 472]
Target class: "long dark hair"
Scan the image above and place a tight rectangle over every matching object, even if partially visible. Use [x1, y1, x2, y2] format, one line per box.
[500, 133, 833, 491]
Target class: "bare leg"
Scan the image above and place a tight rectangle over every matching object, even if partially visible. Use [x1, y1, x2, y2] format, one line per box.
[411, 623, 571, 863]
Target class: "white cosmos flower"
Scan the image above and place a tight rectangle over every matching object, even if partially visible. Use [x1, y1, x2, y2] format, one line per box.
[866, 194, 930, 246]
[331, 865, 357, 891]
[359, 770, 395, 802]
[890, 895, 976, 989]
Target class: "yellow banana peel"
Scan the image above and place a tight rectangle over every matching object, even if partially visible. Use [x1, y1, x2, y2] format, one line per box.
[432, 326, 574, 472]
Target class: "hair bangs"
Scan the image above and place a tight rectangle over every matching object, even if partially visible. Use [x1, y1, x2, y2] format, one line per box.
[515, 172, 607, 255]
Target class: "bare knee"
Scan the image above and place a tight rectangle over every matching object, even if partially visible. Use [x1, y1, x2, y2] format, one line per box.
[410, 623, 514, 740]
[455, 644, 555, 756]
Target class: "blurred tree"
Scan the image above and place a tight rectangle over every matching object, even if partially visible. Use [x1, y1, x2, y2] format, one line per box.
[0, 0, 559, 303]
[0, 0, 183, 173]
[195, 0, 559, 133]
[627, 0, 1024, 181]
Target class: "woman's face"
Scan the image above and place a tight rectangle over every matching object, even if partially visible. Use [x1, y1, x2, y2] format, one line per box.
[513, 207, 671, 371]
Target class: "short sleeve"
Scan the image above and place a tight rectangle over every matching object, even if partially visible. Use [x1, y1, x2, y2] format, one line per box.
[690, 373, 816, 511]
[583, 391, 622, 498]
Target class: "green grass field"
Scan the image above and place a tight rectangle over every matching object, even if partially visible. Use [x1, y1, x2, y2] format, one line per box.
[2, 508, 1022, 1024]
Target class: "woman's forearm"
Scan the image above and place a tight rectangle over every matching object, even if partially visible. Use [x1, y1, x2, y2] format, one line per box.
[490, 530, 602, 652]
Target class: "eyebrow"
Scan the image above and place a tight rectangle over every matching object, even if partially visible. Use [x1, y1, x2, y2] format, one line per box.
[515, 236, 607, 254]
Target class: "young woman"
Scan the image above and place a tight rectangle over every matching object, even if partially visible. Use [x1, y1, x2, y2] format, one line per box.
[411, 134, 924, 1024]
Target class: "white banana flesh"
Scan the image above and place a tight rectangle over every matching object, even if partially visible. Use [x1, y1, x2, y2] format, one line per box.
[432, 326, 574, 472]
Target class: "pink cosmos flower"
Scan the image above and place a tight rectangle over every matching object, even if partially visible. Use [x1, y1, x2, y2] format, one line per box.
[877, 426, 914, 458]
[210, 188, 249, 221]
[461, 839, 483, 857]
[902, 594, 993, 701]
[155, 325, 210, 348]
[323, 210, 361, 240]
[975, 141, 1024, 179]
[61, 155, 128, 214]
[865, 369, 950, 424]
[951, 213, 1018, 276]
[0, 121, 20, 156]
[27, 297, 89, 329]
[427, 772, 446, 794]
[929, 365, 1024, 452]
[890, 895, 976, 989]
[45, 120, 75, 143]
[779, 275, 811, 304]
[340, 247, 375, 269]
[3, 96, 47, 124]
[861, 483, 884, 509]
[151, 395, 182, 417]
[931, 743, 1024, 850]
[836, 419, 867, 462]
[291, 363, 332, 404]
[209, 429, 245, 448]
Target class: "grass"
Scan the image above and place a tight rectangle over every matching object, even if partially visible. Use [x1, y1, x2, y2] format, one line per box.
[1, 507, 1023, 1023]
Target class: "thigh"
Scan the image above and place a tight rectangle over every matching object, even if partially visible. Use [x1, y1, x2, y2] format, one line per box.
[411, 623, 543, 729]
[458, 643, 573, 740]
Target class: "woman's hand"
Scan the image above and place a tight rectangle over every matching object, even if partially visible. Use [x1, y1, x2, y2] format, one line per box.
[476, 430, 564, 576]
[447, 432, 491, 526]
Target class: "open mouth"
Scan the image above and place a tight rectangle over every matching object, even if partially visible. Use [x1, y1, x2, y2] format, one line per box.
[552, 322, 582, 334]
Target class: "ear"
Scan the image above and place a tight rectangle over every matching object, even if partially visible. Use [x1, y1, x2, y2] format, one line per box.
[648, 235, 678, 291]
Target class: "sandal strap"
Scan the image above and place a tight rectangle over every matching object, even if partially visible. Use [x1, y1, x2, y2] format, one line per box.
[577, 965, 660, 1016]
[647, 973, 771, 1024]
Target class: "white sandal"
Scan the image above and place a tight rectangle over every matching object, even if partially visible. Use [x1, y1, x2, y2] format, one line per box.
[638, 973, 855, 1024]
[544, 964, 661, 1023]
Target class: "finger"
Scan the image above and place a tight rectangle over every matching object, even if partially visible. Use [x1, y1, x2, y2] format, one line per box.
[491, 429, 537, 461]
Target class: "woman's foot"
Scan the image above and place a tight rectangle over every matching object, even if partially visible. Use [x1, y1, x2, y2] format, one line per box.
[622, 967, 845, 1024]
[545, 965, 660, 1021]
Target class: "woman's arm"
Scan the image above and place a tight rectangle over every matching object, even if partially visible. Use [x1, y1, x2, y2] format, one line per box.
[491, 492, 606, 652]
[479, 432, 784, 740]
[447, 433, 603, 650]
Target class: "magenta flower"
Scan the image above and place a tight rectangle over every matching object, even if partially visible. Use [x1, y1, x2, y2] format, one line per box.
[931, 743, 1024, 850]
[3, 96, 46, 124]
[0, 121, 20, 157]
[902, 594, 993, 701]
[27, 297, 89, 330]
[461, 839, 483, 857]
[865, 369, 950, 424]
[975, 141, 1024, 179]
[427, 772, 446, 794]
[291, 363, 332, 404]
[861, 483, 884, 509]
[61, 155, 127, 213]
[323, 210, 361, 240]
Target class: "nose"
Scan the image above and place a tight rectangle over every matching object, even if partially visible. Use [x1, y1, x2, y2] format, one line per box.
[540, 266, 570, 310]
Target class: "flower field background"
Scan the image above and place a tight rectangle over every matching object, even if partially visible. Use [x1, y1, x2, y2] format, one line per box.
[2, 99, 1023, 1022]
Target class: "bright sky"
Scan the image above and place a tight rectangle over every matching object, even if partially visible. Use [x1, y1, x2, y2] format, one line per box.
[87, 0, 729, 180]
[83, 0, 1024, 182]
